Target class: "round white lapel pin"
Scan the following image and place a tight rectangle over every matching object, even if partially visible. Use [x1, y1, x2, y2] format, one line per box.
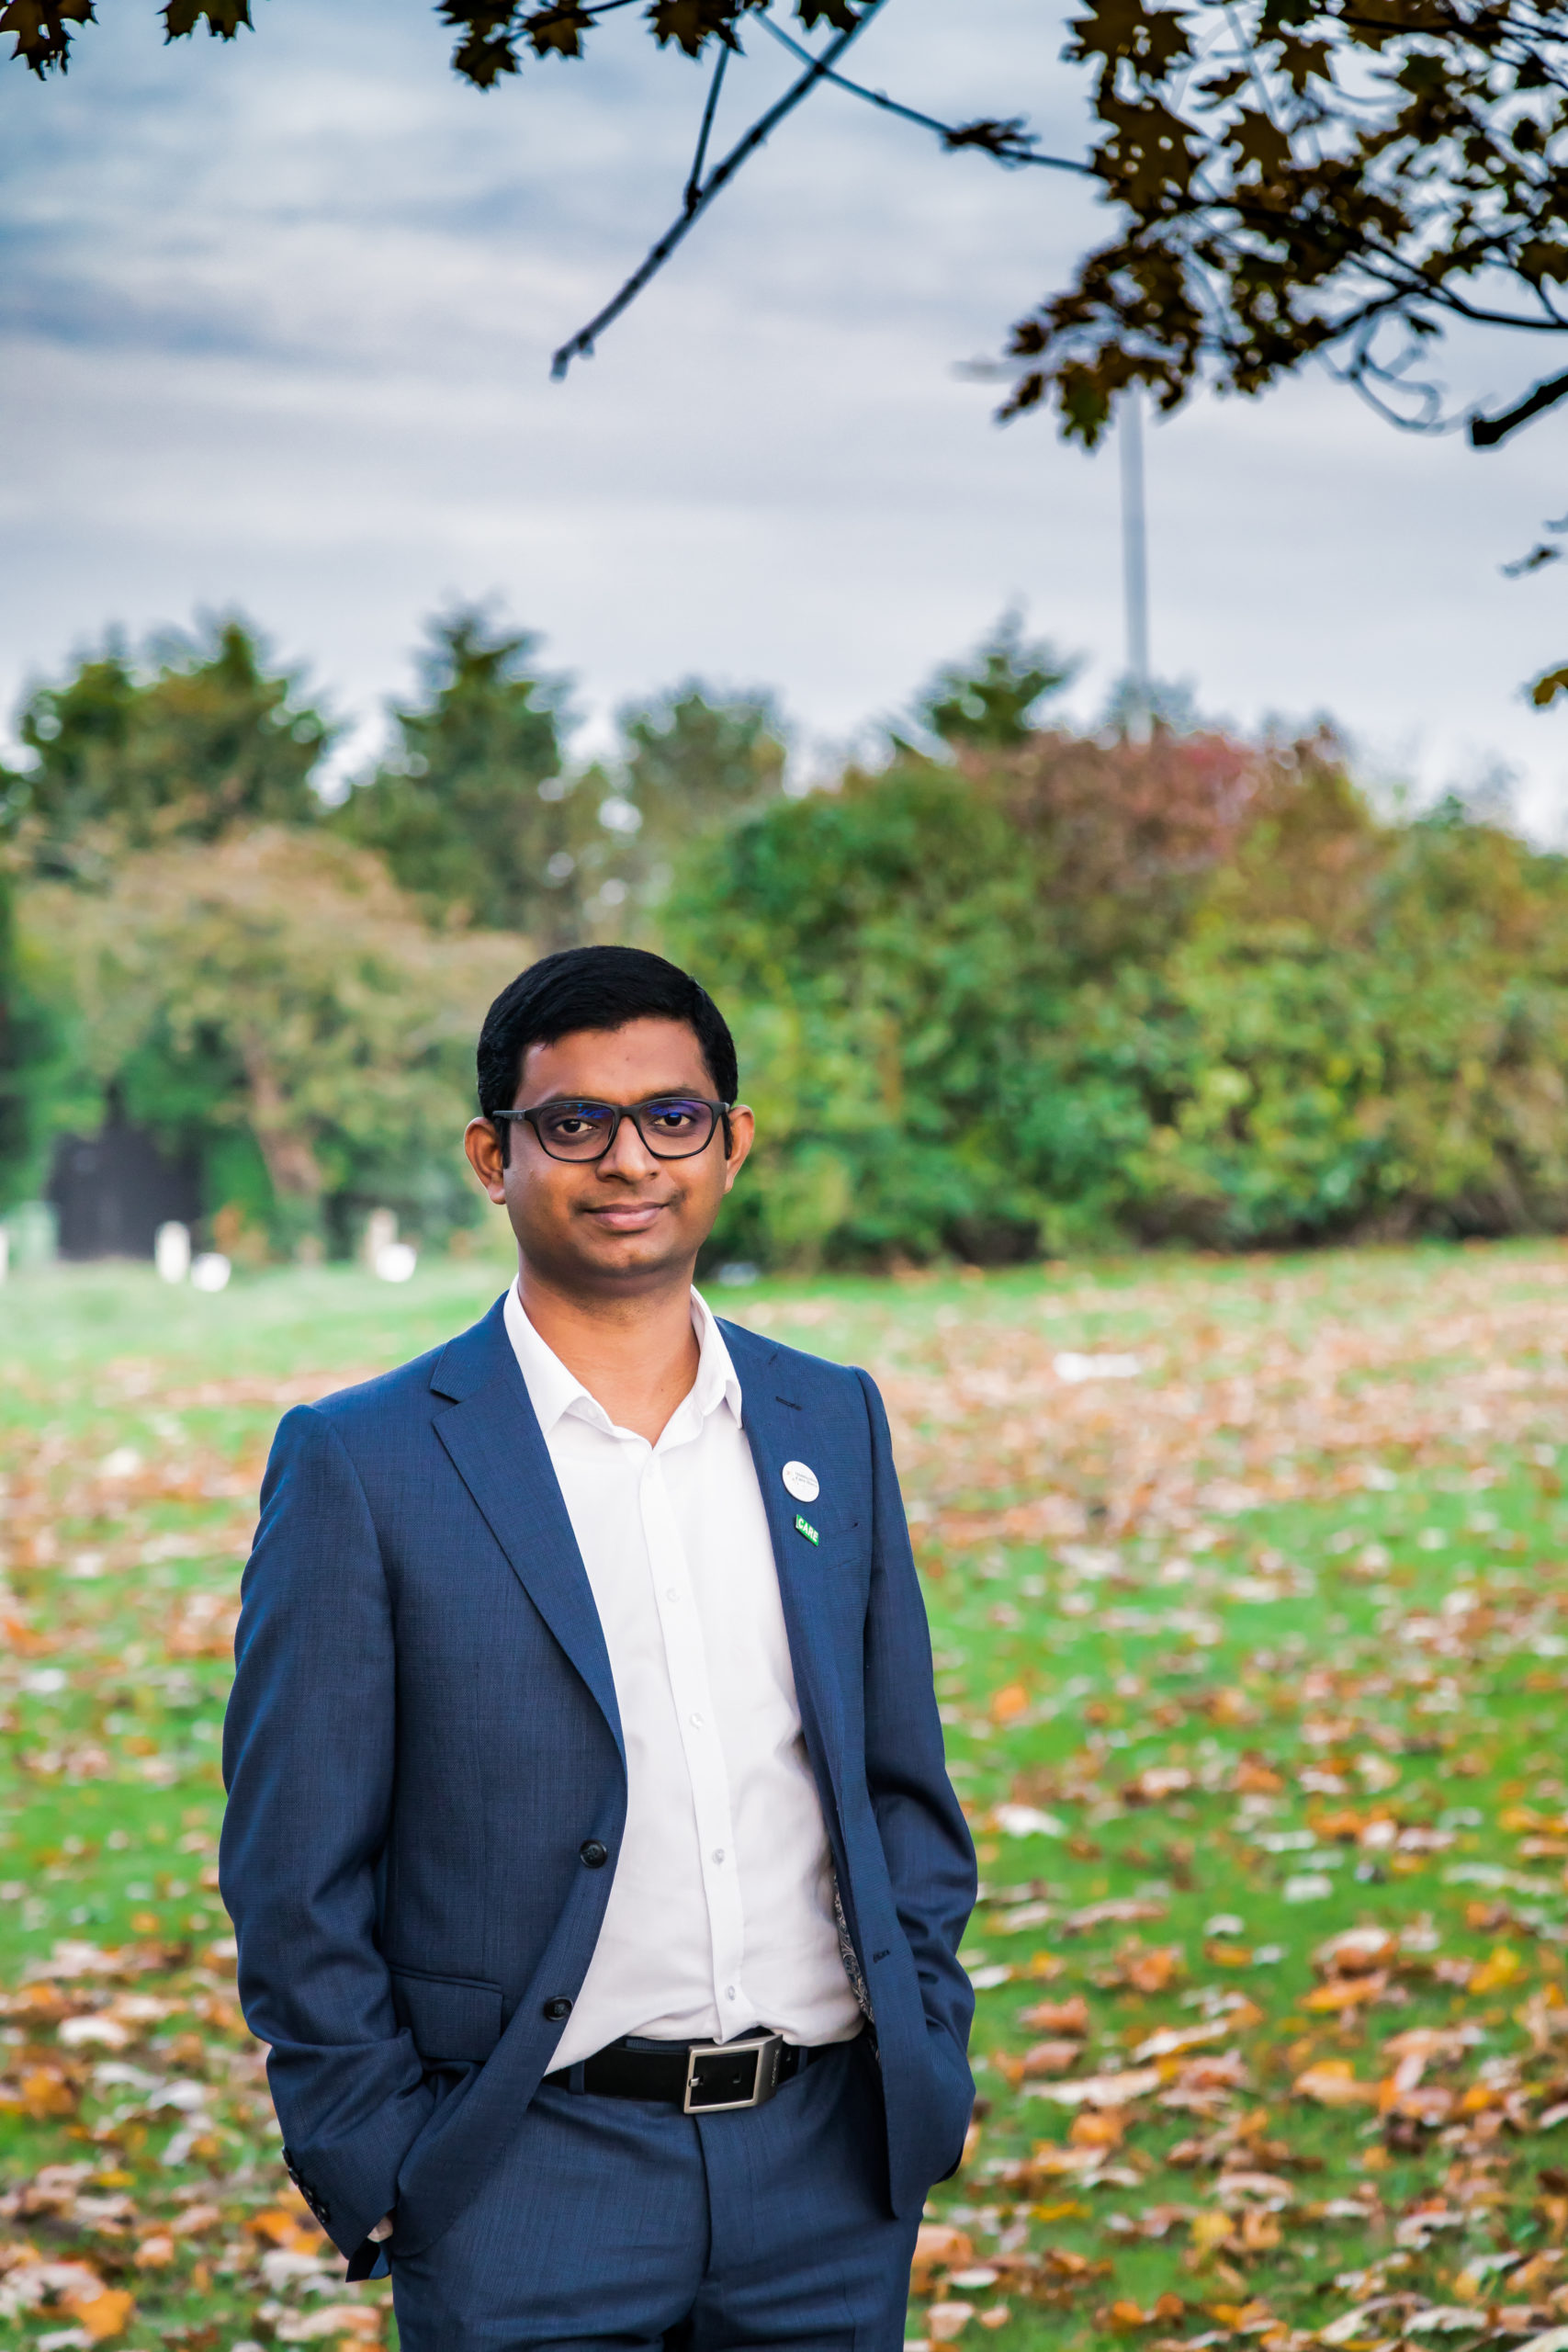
[782, 1460, 819, 1504]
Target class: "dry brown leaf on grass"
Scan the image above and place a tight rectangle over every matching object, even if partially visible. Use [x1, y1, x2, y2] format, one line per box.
[1100, 2289, 1188, 2331]
[1068, 2108, 1130, 2150]
[1093, 1939, 1185, 1993]
[1302, 1971, 1390, 2011]
[1471, 1946, 1528, 1995]
[1017, 1995, 1089, 2035]
[62, 2281, 135, 2340]
[1314, 1928, 1398, 1975]
[1293, 2060, 1382, 2108]
[246, 2204, 333, 2259]
[1133, 2018, 1249, 2062]
[273, 2308, 383, 2342]
[910, 2223, 975, 2293]
[1031, 2066, 1162, 2109]
[1013, 2039, 1085, 2079]
[1122, 1766, 1194, 1804]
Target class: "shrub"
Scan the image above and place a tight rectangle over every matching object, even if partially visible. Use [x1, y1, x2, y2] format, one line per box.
[671, 736, 1568, 1263]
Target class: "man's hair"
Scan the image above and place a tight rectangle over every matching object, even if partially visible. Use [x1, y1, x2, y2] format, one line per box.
[476, 947, 739, 1130]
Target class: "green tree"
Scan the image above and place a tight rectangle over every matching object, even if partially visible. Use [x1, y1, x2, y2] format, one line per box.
[606, 684, 788, 919]
[912, 612, 1077, 752]
[334, 609, 592, 943]
[3, 617, 331, 879]
[23, 829, 526, 1254]
[621, 683, 787, 831]
[0, 875, 71, 1211]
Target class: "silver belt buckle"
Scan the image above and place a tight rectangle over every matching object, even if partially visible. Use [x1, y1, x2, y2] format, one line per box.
[682, 2031, 785, 2115]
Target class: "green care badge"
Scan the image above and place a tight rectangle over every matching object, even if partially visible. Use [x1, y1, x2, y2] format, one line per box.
[794, 1513, 820, 1546]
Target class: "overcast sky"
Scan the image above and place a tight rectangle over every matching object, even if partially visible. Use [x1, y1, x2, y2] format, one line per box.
[4, 0, 1568, 820]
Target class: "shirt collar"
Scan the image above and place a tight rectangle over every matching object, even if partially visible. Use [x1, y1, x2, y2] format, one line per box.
[502, 1280, 741, 1441]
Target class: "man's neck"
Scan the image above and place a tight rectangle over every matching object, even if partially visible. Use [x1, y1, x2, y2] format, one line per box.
[516, 1265, 703, 1446]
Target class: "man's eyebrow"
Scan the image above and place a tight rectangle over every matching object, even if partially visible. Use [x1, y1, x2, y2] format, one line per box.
[521, 1085, 712, 1108]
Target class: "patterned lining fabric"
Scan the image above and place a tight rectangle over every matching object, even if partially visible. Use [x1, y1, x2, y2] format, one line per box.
[832, 1876, 874, 2023]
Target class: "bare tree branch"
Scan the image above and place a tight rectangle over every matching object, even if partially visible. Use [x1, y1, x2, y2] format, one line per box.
[755, 12, 1094, 173]
[683, 39, 729, 213]
[1471, 369, 1568, 449]
[551, 0, 893, 381]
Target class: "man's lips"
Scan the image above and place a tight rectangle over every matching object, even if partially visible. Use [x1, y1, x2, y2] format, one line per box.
[581, 1200, 671, 1231]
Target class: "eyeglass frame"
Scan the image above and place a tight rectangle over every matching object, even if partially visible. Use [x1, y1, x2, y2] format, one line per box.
[490, 1094, 734, 1165]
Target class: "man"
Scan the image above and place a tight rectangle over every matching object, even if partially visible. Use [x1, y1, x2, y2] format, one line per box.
[220, 945, 976, 2352]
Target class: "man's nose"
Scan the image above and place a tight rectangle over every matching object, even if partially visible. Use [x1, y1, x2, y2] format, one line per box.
[600, 1113, 659, 1178]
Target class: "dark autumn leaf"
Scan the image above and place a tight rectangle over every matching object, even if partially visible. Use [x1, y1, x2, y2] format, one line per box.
[161, 0, 251, 36]
[1230, 107, 1292, 180]
[523, 2, 592, 57]
[645, 0, 739, 55]
[1, 0, 92, 74]
[794, 0, 863, 28]
[437, 2, 522, 85]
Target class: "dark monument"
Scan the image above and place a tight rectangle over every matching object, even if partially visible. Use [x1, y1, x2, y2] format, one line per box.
[48, 1094, 201, 1260]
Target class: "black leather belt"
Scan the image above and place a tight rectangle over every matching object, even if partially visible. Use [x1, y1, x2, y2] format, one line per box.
[545, 2030, 831, 2114]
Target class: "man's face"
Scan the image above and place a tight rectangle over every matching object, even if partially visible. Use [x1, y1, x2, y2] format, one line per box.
[464, 1017, 753, 1295]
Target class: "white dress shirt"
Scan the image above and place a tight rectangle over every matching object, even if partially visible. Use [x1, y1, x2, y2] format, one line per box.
[502, 1283, 863, 2066]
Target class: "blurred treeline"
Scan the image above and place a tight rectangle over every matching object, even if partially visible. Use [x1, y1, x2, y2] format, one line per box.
[3, 606, 1567, 1269]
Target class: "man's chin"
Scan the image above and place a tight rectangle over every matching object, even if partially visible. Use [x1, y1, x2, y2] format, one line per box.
[574, 1225, 693, 1282]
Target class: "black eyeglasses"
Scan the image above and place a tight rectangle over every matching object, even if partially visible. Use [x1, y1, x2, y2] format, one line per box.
[491, 1095, 732, 1163]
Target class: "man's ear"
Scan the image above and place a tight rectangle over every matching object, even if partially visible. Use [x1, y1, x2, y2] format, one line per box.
[464, 1117, 509, 1204]
[721, 1104, 755, 1195]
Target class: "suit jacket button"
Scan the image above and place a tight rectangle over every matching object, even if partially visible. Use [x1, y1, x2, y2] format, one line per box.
[543, 1996, 573, 2021]
[579, 1840, 608, 1868]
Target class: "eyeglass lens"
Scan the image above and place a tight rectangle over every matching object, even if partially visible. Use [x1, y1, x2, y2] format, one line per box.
[532, 1098, 717, 1160]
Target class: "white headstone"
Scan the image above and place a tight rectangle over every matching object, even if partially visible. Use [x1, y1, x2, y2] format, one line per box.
[155, 1222, 191, 1283]
[375, 1240, 418, 1284]
[363, 1207, 398, 1268]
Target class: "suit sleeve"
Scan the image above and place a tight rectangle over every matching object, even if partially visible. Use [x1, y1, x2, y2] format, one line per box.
[220, 1405, 435, 2264]
[854, 1368, 976, 2119]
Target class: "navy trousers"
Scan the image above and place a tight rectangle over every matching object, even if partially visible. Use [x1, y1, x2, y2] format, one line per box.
[387, 2039, 919, 2352]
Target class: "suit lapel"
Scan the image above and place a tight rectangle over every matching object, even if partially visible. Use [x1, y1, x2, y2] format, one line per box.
[430, 1299, 625, 1767]
[722, 1321, 849, 1794]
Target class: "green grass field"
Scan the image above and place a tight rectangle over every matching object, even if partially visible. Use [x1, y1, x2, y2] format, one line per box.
[4, 1244, 1568, 2352]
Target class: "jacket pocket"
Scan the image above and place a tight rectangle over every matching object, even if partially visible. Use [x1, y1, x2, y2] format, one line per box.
[789, 1501, 862, 1544]
[389, 1966, 504, 2064]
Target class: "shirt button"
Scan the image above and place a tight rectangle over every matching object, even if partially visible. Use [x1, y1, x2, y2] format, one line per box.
[689, 1712, 705, 1730]
[543, 1996, 573, 2021]
[579, 1840, 609, 1868]
[666, 1588, 678, 1601]
[712, 1848, 725, 1864]
[725, 1986, 738, 2001]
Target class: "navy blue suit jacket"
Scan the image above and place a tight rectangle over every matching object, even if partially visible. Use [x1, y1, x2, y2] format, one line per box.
[220, 1296, 976, 2270]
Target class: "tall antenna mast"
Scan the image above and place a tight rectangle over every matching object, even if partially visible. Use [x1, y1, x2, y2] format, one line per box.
[1121, 390, 1151, 741]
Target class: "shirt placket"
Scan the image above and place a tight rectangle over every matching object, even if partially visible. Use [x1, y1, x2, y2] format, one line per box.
[637, 1430, 751, 2038]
